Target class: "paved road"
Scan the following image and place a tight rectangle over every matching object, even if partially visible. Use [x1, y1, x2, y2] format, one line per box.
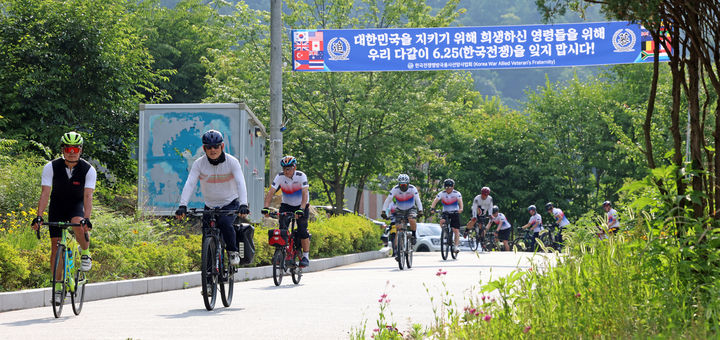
[0, 251, 554, 339]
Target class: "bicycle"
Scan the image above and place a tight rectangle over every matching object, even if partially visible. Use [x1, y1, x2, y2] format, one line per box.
[393, 211, 414, 270]
[186, 208, 237, 310]
[511, 227, 554, 252]
[545, 222, 563, 250]
[267, 211, 304, 286]
[36, 222, 88, 318]
[437, 210, 459, 260]
[465, 216, 488, 252]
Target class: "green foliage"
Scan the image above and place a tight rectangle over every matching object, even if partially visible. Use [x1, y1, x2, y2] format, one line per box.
[0, 157, 43, 213]
[0, 239, 30, 291]
[0, 0, 169, 181]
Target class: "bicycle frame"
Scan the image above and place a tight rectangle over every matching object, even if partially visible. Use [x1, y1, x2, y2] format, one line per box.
[37, 222, 86, 318]
[268, 211, 304, 285]
[439, 211, 459, 260]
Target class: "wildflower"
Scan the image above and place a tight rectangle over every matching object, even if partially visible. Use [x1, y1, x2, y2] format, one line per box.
[481, 295, 486, 301]
[575, 293, 581, 298]
[378, 298, 383, 303]
[524, 325, 531, 333]
[373, 328, 379, 332]
[18, 203, 23, 207]
[474, 311, 480, 316]
[468, 308, 476, 314]
[380, 294, 387, 299]
[483, 315, 492, 321]
[133, 229, 139, 234]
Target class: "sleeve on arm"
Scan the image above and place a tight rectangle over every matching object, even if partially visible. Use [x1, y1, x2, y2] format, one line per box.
[84, 167, 97, 189]
[179, 162, 201, 206]
[231, 158, 248, 205]
[41, 162, 53, 187]
[414, 189, 423, 211]
[471, 197, 479, 218]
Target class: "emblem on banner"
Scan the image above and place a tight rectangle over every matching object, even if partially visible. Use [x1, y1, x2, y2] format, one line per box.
[612, 28, 636, 52]
[327, 37, 351, 61]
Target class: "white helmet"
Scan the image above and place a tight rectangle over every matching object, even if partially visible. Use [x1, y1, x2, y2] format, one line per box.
[397, 174, 410, 184]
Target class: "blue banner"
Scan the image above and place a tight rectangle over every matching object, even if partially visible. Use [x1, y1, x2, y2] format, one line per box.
[292, 22, 670, 72]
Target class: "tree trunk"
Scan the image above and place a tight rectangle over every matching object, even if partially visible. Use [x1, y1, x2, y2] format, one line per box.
[687, 47, 705, 219]
[353, 178, 367, 213]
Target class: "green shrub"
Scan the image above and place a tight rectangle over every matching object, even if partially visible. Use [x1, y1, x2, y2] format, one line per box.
[0, 157, 43, 213]
[0, 239, 30, 291]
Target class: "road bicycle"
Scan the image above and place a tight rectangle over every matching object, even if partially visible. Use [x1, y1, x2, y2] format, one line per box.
[393, 211, 414, 270]
[267, 211, 304, 286]
[437, 210, 459, 260]
[187, 208, 237, 310]
[36, 222, 88, 318]
[464, 215, 488, 252]
[511, 227, 554, 252]
[545, 222, 563, 250]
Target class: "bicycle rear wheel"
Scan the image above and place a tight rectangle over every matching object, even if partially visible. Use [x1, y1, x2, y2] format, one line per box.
[397, 231, 406, 270]
[405, 236, 413, 269]
[538, 232, 554, 252]
[440, 226, 450, 260]
[71, 259, 86, 315]
[450, 229, 458, 259]
[201, 236, 218, 310]
[51, 245, 67, 318]
[291, 250, 303, 284]
[272, 248, 284, 286]
[219, 248, 234, 307]
[467, 230, 478, 251]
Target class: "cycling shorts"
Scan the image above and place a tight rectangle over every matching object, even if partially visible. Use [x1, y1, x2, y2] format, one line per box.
[497, 228, 511, 241]
[441, 212, 461, 229]
[279, 203, 309, 239]
[48, 202, 84, 238]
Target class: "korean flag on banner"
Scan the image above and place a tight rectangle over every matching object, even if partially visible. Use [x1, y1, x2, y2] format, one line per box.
[294, 31, 308, 44]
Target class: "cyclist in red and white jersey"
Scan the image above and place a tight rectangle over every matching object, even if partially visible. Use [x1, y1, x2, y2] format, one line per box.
[520, 205, 543, 249]
[485, 205, 511, 251]
[262, 156, 311, 267]
[602, 201, 620, 235]
[387, 174, 423, 245]
[544, 202, 570, 227]
[465, 186, 493, 236]
[429, 179, 463, 254]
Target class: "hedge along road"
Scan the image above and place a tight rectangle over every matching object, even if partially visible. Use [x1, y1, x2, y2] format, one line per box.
[0, 251, 555, 339]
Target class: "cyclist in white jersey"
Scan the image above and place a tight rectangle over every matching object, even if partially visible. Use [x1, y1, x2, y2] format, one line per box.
[175, 130, 250, 267]
[262, 156, 311, 267]
[387, 174, 423, 250]
[602, 201, 620, 235]
[485, 205, 511, 251]
[429, 179, 463, 254]
[466, 186, 493, 237]
[545, 202, 569, 246]
[520, 205, 543, 250]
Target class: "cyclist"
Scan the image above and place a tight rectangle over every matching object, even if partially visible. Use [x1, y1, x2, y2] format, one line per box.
[485, 205, 511, 251]
[429, 179, 463, 254]
[520, 205, 543, 250]
[545, 202, 570, 245]
[262, 156, 311, 268]
[387, 174, 423, 254]
[31, 132, 95, 304]
[381, 195, 398, 251]
[465, 186, 493, 238]
[175, 130, 250, 269]
[602, 201, 620, 235]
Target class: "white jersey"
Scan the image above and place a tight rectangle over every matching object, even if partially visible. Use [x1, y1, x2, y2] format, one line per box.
[527, 213, 543, 233]
[179, 154, 248, 208]
[607, 208, 620, 229]
[382, 195, 397, 215]
[491, 213, 511, 230]
[551, 208, 570, 227]
[389, 184, 423, 211]
[270, 170, 309, 207]
[472, 194, 493, 218]
[435, 190, 462, 212]
[41, 161, 97, 189]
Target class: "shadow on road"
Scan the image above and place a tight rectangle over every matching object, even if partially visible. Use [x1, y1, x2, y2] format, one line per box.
[2, 316, 64, 327]
[160, 307, 245, 319]
[251, 283, 306, 290]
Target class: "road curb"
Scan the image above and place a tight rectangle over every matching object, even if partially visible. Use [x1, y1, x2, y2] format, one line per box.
[0, 248, 390, 313]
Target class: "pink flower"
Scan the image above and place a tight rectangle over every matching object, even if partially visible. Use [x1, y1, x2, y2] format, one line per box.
[442, 271, 447, 275]
[523, 325, 531, 333]
[469, 308, 476, 314]
[481, 295, 486, 301]
[373, 328, 380, 332]
[474, 311, 480, 316]
[378, 298, 384, 303]
[436, 272, 442, 276]
[380, 294, 387, 298]
[484, 315, 492, 321]
[575, 293, 581, 298]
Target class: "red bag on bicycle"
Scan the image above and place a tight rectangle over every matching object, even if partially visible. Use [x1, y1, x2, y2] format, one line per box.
[268, 229, 289, 246]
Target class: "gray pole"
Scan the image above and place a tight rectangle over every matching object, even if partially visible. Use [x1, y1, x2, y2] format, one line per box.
[270, 0, 283, 177]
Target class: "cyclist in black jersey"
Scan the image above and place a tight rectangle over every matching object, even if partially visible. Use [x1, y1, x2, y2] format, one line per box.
[31, 132, 95, 304]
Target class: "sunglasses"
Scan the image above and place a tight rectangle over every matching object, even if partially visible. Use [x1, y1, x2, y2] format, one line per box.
[62, 146, 81, 154]
[203, 144, 222, 150]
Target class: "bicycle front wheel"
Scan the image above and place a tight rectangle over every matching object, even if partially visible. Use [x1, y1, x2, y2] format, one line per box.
[440, 227, 450, 260]
[71, 266, 86, 315]
[201, 236, 218, 310]
[272, 248, 284, 286]
[219, 248, 234, 307]
[291, 250, 303, 284]
[405, 237, 413, 269]
[467, 230, 478, 251]
[51, 245, 67, 318]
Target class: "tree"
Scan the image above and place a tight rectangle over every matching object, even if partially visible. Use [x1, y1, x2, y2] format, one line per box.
[0, 0, 168, 180]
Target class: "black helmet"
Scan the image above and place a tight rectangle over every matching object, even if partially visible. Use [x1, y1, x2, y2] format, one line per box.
[492, 205, 499, 214]
[545, 202, 554, 211]
[202, 129, 223, 145]
[528, 205, 536, 212]
[602, 200, 611, 207]
[443, 178, 455, 188]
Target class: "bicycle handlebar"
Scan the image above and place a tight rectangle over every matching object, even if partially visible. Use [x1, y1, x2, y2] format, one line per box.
[186, 208, 238, 217]
[264, 211, 296, 219]
[36, 222, 87, 242]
